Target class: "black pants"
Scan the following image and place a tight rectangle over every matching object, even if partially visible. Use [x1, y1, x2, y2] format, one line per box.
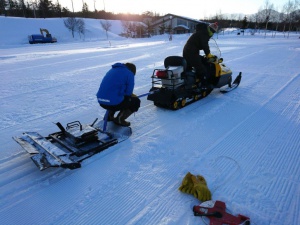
[100, 96, 141, 112]
[183, 53, 209, 84]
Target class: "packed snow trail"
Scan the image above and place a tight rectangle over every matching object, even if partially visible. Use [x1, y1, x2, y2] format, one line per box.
[1, 28, 300, 225]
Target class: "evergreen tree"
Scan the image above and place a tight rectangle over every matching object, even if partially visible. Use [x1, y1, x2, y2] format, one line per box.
[82, 2, 88, 17]
[19, 0, 26, 17]
[53, 0, 62, 17]
[38, 0, 53, 18]
[242, 16, 248, 29]
[0, 0, 8, 15]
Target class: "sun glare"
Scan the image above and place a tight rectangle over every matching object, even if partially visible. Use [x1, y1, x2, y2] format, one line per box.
[61, 0, 284, 19]
[103, 0, 156, 15]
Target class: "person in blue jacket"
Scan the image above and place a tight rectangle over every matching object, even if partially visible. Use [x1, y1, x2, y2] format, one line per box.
[96, 62, 140, 126]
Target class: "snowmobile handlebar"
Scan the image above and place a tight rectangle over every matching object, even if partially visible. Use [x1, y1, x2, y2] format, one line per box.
[204, 55, 223, 63]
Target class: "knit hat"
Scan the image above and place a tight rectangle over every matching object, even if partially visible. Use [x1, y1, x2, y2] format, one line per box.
[209, 22, 218, 33]
[125, 63, 136, 75]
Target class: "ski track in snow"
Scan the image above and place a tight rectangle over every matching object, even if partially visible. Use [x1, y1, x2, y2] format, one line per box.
[1, 31, 300, 225]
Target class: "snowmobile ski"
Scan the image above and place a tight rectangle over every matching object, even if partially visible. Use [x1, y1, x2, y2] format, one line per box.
[13, 118, 132, 171]
[220, 72, 242, 93]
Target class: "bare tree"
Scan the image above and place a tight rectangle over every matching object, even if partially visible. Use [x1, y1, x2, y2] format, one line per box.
[100, 20, 112, 40]
[121, 20, 131, 37]
[77, 18, 85, 39]
[272, 6, 281, 37]
[145, 20, 153, 37]
[212, 10, 223, 21]
[128, 22, 137, 37]
[283, 0, 299, 38]
[158, 20, 166, 35]
[258, 0, 275, 38]
[63, 17, 85, 39]
[64, 17, 77, 38]
[253, 11, 265, 33]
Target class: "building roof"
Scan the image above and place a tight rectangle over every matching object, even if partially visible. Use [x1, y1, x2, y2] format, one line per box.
[151, 13, 202, 27]
[174, 24, 190, 30]
[165, 13, 201, 23]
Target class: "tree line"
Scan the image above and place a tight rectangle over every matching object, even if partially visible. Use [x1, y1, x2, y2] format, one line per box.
[63, 17, 153, 40]
[1, 0, 299, 35]
[204, 0, 300, 36]
[0, 0, 159, 20]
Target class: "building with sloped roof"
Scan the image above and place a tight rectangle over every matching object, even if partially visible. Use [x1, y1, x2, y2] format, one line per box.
[150, 13, 202, 35]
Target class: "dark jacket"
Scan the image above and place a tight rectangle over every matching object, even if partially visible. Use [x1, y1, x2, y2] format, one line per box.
[97, 63, 135, 106]
[183, 23, 210, 57]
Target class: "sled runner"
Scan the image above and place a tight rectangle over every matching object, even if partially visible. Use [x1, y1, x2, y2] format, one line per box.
[13, 115, 132, 171]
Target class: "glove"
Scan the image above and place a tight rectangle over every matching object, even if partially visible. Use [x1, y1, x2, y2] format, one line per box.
[179, 172, 212, 201]
[124, 95, 131, 101]
[178, 172, 194, 194]
[206, 53, 216, 62]
[191, 175, 212, 202]
[206, 53, 214, 58]
[131, 93, 137, 97]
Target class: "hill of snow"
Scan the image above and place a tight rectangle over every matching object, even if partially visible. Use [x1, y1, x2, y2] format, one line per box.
[0, 17, 127, 46]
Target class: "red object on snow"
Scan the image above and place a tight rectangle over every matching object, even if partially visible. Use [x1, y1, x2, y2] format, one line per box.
[193, 200, 250, 225]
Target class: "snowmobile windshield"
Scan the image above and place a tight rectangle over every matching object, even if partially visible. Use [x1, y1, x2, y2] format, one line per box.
[208, 38, 221, 59]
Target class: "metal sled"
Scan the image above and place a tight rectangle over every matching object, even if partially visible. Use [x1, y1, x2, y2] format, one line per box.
[13, 114, 132, 171]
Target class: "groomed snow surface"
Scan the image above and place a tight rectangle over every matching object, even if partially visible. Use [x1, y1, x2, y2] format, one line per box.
[1, 17, 300, 225]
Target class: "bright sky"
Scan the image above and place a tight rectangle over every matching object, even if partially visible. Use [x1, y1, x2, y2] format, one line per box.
[61, 0, 287, 19]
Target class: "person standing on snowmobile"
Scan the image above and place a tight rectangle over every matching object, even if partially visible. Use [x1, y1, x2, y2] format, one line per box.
[96, 62, 140, 127]
[183, 22, 218, 90]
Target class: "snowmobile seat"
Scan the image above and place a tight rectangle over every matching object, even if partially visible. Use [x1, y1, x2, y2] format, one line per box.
[164, 56, 196, 78]
[164, 56, 187, 72]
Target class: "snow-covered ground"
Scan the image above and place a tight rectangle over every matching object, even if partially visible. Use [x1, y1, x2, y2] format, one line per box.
[1, 17, 300, 225]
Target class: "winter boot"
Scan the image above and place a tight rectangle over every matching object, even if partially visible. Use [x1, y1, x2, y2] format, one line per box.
[200, 74, 212, 91]
[107, 110, 115, 121]
[200, 77, 208, 91]
[114, 109, 133, 127]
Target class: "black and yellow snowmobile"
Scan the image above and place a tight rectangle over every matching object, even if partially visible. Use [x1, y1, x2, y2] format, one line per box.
[147, 40, 242, 110]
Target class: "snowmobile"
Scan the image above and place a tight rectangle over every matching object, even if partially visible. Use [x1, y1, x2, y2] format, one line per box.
[13, 112, 131, 171]
[147, 39, 242, 109]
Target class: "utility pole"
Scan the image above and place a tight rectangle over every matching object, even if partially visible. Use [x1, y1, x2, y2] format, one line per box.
[71, 0, 74, 14]
[169, 15, 173, 41]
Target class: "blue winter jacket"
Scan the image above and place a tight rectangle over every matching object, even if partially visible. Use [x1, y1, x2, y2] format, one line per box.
[96, 63, 135, 105]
